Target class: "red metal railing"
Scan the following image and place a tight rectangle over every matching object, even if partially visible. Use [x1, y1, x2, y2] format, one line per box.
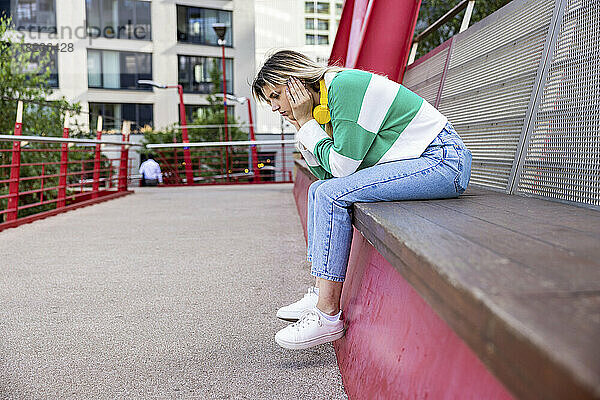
[147, 139, 296, 185]
[0, 102, 142, 230]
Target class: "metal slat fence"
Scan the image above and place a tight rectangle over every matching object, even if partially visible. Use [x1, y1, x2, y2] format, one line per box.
[515, 0, 600, 206]
[404, 0, 599, 208]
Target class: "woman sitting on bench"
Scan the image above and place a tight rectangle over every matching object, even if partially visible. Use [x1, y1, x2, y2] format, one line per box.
[252, 50, 472, 350]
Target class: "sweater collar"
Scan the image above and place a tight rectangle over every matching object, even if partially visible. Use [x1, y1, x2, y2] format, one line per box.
[324, 71, 338, 90]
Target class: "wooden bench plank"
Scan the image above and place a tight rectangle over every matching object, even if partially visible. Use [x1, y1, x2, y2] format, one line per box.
[464, 187, 600, 236]
[429, 196, 600, 262]
[490, 291, 600, 398]
[395, 200, 600, 291]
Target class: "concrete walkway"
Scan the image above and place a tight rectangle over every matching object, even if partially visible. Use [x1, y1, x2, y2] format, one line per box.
[0, 185, 347, 399]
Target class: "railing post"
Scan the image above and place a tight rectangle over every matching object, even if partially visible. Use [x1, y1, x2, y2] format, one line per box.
[108, 161, 114, 189]
[6, 101, 24, 222]
[246, 100, 261, 183]
[57, 111, 70, 209]
[176, 85, 194, 185]
[118, 121, 130, 192]
[407, 42, 419, 65]
[40, 163, 45, 204]
[92, 116, 103, 199]
[460, 1, 476, 33]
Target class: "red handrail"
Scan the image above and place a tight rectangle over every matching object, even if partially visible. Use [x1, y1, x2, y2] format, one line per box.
[0, 101, 141, 228]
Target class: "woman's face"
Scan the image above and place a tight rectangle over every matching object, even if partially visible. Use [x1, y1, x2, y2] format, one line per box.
[264, 84, 295, 120]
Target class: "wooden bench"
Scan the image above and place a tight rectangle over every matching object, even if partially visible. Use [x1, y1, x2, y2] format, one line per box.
[294, 160, 599, 399]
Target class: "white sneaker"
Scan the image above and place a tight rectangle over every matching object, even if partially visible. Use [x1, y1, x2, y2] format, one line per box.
[276, 287, 319, 321]
[275, 308, 345, 350]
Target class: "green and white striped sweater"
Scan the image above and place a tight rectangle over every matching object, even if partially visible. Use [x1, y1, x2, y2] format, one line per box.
[296, 69, 448, 180]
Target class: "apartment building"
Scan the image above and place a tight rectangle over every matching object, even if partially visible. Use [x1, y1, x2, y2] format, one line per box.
[254, 0, 342, 134]
[1, 0, 255, 133]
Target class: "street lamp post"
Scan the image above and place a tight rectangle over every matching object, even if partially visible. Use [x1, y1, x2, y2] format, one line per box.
[138, 80, 194, 185]
[212, 23, 230, 181]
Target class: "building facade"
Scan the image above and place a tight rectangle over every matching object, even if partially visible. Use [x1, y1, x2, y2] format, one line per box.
[1, 0, 255, 134]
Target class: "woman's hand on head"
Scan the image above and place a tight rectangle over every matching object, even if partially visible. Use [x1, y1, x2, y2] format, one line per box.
[286, 77, 314, 127]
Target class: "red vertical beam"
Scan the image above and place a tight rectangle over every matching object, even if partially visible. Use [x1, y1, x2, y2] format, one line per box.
[332, 0, 422, 82]
[6, 101, 24, 222]
[79, 160, 85, 193]
[176, 85, 194, 185]
[118, 121, 130, 192]
[434, 37, 455, 108]
[40, 163, 45, 204]
[57, 111, 70, 209]
[352, 0, 422, 82]
[329, 0, 355, 66]
[221, 44, 230, 182]
[108, 160, 114, 188]
[246, 100, 261, 182]
[92, 116, 103, 199]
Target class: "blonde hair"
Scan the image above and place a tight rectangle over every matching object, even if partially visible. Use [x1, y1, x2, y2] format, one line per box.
[252, 50, 345, 104]
[252, 50, 344, 136]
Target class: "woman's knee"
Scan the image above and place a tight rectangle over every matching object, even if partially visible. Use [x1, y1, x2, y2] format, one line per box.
[313, 180, 350, 209]
[308, 180, 326, 199]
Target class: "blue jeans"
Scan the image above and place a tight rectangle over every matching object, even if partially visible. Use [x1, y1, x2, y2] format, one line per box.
[306, 123, 472, 282]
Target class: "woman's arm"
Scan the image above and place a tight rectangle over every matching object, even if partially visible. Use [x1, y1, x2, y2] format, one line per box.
[286, 116, 333, 180]
[297, 119, 377, 177]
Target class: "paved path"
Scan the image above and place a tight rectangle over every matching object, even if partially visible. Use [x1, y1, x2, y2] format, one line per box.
[0, 185, 347, 399]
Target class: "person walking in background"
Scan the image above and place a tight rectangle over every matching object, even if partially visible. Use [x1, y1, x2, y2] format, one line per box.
[252, 50, 472, 350]
[139, 154, 163, 186]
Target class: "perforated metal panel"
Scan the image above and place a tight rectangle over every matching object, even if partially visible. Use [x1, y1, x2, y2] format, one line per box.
[403, 46, 450, 106]
[517, 0, 600, 207]
[437, 0, 556, 190]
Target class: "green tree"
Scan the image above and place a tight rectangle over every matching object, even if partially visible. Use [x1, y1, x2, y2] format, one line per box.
[414, 0, 512, 59]
[142, 59, 249, 182]
[0, 16, 99, 221]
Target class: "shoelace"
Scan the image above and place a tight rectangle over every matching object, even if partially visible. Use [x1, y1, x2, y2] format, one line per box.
[292, 310, 322, 330]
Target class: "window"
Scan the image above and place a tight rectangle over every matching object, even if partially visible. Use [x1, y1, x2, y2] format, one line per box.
[86, 0, 151, 40]
[183, 104, 234, 124]
[336, 2, 343, 16]
[15, 43, 58, 87]
[305, 18, 314, 30]
[178, 55, 233, 94]
[89, 102, 153, 133]
[316, 2, 330, 14]
[304, 1, 315, 13]
[317, 19, 329, 30]
[317, 34, 329, 45]
[6, 0, 56, 32]
[177, 6, 232, 46]
[87, 50, 152, 90]
[305, 34, 315, 45]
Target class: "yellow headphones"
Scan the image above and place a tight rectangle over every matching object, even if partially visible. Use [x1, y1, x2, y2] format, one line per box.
[313, 80, 331, 124]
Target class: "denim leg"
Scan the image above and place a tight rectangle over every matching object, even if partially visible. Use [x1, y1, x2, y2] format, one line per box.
[310, 134, 470, 282]
[306, 179, 327, 262]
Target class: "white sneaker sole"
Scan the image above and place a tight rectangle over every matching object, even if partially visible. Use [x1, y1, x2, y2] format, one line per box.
[275, 329, 345, 350]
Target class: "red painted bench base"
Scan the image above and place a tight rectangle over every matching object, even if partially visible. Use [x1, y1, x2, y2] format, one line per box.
[334, 230, 513, 399]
